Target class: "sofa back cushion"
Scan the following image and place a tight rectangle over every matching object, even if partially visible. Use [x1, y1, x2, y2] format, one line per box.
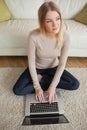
[46, 0, 87, 19]
[5, 0, 44, 19]
[5, 0, 87, 19]
[74, 4, 87, 25]
[0, 0, 12, 22]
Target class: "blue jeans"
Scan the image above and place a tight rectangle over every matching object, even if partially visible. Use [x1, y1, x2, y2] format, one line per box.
[13, 66, 80, 95]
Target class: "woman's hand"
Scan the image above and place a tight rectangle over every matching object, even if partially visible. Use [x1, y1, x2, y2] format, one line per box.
[35, 74, 45, 103]
[47, 87, 56, 104]
[35, 87, 45, 103]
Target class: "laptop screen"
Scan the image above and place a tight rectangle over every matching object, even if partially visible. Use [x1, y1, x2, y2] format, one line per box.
[22, 114, 69, 125]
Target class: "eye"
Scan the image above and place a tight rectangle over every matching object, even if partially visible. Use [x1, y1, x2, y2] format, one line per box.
[46, 20, 52, 23]
[56, 17, 60, 21]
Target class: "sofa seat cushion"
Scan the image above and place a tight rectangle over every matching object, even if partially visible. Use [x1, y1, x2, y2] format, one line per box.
[0, 19, 87, 56]
[0, 19, 67, 49]
[64, 20, 87, 49]
[0, 19, 39, 49]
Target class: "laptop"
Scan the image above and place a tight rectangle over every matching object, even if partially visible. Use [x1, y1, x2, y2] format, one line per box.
[22, 91, 69, 125]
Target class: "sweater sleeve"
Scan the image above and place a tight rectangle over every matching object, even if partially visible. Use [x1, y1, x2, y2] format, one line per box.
[49, 31, 71, 89]
[28, 34, 41, 89]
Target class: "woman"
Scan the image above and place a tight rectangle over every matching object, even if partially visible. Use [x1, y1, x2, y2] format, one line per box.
[13, 1, 79, 104]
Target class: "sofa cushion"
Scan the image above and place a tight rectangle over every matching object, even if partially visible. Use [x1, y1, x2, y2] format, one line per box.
[0, 19, 68, 48]
[0, 0, 12, 22]
[0, 19, 87, 56]
[5, 0, 44, 19]
[64, 20, 87, 49]
[74, 4, 87, 25]
[0, 17, 67, 48]
[51, 0, 87, 19]
[0, 19, 39, 49]
[0, 19, 87, 50]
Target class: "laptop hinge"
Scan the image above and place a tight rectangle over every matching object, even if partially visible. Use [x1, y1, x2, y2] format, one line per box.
[30, 113, 60, 118]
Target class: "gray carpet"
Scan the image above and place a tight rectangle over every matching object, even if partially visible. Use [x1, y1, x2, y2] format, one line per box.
[0, 67, 87, 130]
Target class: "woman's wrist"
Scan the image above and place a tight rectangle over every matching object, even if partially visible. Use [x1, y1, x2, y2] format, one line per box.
[49, 85, 56, 90]
[34, 85, 41, 90]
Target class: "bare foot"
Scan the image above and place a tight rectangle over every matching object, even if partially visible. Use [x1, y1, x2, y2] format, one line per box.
[37, 74, 43, 81]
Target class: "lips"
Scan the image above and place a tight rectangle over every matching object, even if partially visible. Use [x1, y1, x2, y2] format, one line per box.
[53, 28, 58, 31]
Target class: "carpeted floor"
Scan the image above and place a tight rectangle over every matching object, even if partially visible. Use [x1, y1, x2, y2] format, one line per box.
[0, 67, 87, 130]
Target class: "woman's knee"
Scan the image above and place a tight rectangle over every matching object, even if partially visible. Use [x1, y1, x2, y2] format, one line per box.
[13, 84, 26, 96]
[71, 78, 80, 90]
[13, 86, 22, 95]
[13, 84, 35, 96]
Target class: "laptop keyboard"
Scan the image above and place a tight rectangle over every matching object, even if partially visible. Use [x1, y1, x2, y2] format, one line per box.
[30, 102, 59, 113]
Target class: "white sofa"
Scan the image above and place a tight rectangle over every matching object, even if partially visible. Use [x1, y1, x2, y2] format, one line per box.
[0, 0, 87, 57]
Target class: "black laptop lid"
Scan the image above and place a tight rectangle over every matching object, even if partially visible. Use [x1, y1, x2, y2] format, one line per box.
[22, 114, 69, 125]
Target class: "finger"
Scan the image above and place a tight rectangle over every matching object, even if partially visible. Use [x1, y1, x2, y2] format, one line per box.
[38, 95, 42, 102]
[49, 94, 55, 104]
[41, 94, 45, 102]
[42, 95, 45, 102]
[54, 92, 57, 98]
[35, 95, 38, 101]
[46, 94, 48, 100]
[39, 94, 45, 103]
[36, 94, 42, 102]
[49, 95, 52, 104]
[51, 95, 54, 103]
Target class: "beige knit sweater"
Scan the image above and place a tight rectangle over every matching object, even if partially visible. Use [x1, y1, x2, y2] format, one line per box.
[28, 30, 70, 89]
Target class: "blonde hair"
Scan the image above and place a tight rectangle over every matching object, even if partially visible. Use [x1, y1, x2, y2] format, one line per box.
[38, 1, 63, 48]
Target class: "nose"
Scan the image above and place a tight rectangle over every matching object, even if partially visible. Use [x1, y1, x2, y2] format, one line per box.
[52, 21, 57, 27]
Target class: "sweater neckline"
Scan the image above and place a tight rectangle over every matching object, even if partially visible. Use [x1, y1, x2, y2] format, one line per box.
[41, 33, 56, 40]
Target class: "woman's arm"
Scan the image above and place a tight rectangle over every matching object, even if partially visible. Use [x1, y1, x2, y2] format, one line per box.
[49, 31, 71, 89]
[28, 33, 45, 102]
[47, 31, 71, 103]
[28, 34, 41, 89]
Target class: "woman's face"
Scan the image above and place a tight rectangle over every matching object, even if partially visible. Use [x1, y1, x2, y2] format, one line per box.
[44, 11, 61, 37]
